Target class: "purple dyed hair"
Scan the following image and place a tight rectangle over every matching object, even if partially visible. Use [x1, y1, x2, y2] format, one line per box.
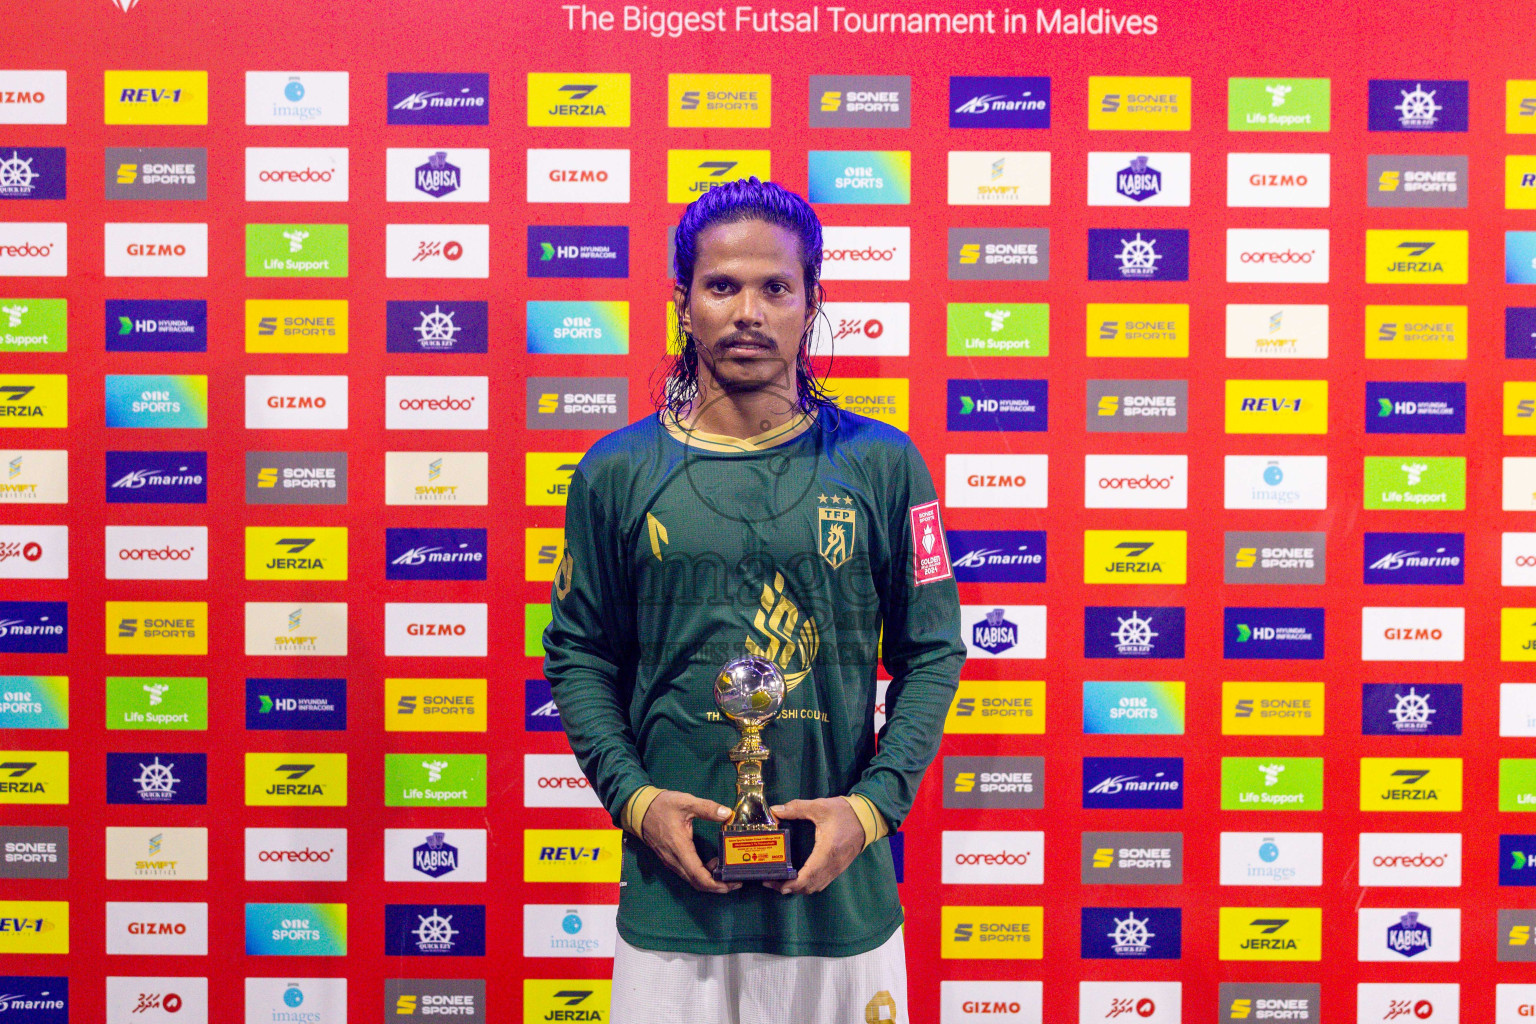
[663, 176, 836, 415]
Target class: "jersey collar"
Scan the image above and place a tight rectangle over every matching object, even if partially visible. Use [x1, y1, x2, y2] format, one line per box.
[663, 406, 819, 453]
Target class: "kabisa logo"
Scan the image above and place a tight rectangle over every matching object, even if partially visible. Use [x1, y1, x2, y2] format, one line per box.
[415, 151, 459, 198]
[1084, 606, 1185, 659]
[949, 76, 1050, 129]
[0, 148, 64, 200]
[1117, 154, 1161, 202]
[1383, 911, 1436, 958]
[386, 528, 488, 581]
[1087, 152, 1192, 206]
[385, 300, 488, 354]
[1368, 79, 1468, 132]
[971, 608, 1017, 655]
[388, 72, 488, 125]
[1081, 907, 1181, 959]
[961, 605, 1045, 659]
[527, 73, 630, 127]
[106, 299, 206, 353]
[105, 451, 207, 504]
[1363, 532, 1464, 586]
[105, 752, 206, 805]
[0, 602, 66, 654]
[526, 679, 563, 732]
[947, 530, 1045, 583]
[245, 678, 346, 731]
[384, 904, 486, 956]
[1082, 757, 1183, 809]
[1367, 382, 1466, 434]
[528, 225, 629, 279]
[413, 833, 459, 879]
[947, 379, 1047, 431]
[808, 74, 910, 128]
[1087, 228, 1190, 281]
[1224, 607, 1325, 660]
[0, 977, 66, 1021]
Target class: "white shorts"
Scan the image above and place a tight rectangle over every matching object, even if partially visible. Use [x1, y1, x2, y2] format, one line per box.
[611, 925, 907, 1024]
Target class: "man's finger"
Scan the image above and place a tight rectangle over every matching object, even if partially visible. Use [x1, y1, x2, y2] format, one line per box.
[684, 796, 732, 821]
[770, 799, 819, 821]
[668, 836, 732, 893]
[771, 836, 832, 895]
[705, 856, 742, 893]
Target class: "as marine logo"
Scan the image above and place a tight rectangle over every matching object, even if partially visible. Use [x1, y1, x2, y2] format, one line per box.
[817, 494, 855, 569]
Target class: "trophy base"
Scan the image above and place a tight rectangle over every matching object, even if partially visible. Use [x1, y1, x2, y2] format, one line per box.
[713, 828, 798, 882]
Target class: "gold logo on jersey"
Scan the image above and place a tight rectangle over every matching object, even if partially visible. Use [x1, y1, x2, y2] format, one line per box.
[818, 494, 856, 570]
[746, 571, 820, 691]
[554, 550, 573, 600]
[646, 512, 669, 561]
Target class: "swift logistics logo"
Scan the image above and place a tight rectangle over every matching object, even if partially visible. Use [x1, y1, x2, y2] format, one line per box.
[1087, 228, 1189, 281]
[809, 74, 909, 128]
[244, 753, 347, 806]
[1224, 607, 1325, 659]
[107, 299, 205, 352]
[668, 73, 769, 127]
[1082, 681, 1185, 735]
[1082, 757, 1183, 809]
[245, 678, 347, 731]
[1080, 907, 1181, 959]
[527, 73, 629, 127]
[105, 751, 205, 805]
[1363, 532, 1464, 585]
[0, 449, 66, 505]
[1225, 303, 1329, 358]
[947, 150, 1051, 206]
[1221, 756, 1324, 810]
[1363, 683, 1462, 736]
[387, 300, 488, 354]
[385, 452, 488, 506]
[527, 226, 628, 278]
[1368, 381, 1465, 434]
[1224, 532, 1326, 585]
[1218, 908, 1322, 960]
[388, 72, 488, 125]
[1084, 606, 1185, 659]
[949, 76, 1050, 129]
[1080, 831, 1183, 883]
[1368, 79, 1468, 131]
[943, 756, 1044, 810]
[1089, 76, 1191, 130]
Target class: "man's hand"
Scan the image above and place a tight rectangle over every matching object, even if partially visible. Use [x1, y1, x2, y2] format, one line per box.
[638, 789, 741, 894]
[763, 797, 865, 895]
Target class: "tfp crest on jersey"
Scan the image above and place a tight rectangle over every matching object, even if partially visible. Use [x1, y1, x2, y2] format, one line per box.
[817, 494, 856, 569]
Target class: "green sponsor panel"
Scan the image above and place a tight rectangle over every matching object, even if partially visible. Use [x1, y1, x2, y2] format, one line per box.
[1502, 759, 1536, 811]
[1220, 756, 1325, 810]
[946, 303, 1048, 357]
[0, 299, 66, 352]
[105, 676, 208, 730]
[384, 752, 487, 807]
[1363, 456, 1466, 511]
[245, 224, 349, 278]
[525, 603, 552, 657]
[1228, 78, 1331, 132]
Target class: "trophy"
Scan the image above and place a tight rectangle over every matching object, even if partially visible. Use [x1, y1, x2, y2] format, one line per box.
[711, 654, 798, 882]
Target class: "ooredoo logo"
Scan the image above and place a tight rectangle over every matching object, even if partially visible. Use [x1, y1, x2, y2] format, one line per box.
[1359, 833, 1461, 886]
[386, 376, 489, 431]
[1226, 229, 1330, 283]
[244, 828, 348, 881]
[245, 147, 349, 203]
[104, 526, 208, 581]
[1085, 455, 1187, 510]
[524, 754, 602, 808]
[819, 227, 910, 281]
[0, 223, 67, 277]
[941, 831, 1044, 885]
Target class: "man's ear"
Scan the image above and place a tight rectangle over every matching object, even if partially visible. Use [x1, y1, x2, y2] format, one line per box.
[673, 282, 690, 335]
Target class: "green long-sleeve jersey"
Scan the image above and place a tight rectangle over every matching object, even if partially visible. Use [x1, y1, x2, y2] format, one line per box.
[542, 404, 965, 956]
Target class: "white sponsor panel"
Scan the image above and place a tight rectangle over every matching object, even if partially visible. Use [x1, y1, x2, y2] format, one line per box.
[384, 451, 489, 506]
[524, 753, 601, 808]
[1507, 458, 1536, 511]
[1225, 304, 1330, 359]
[244, 827, 348, 881]
[946, 454, 1048, 508]
[0, 222, 66, 277]
[523, 904, 619, 958]
[1218, 831, 1324, 886]
[820, 226, 910, 281]
[244, 978, 346, 1024]
[1227, 153, 1332, 207]
[1361, 607, 1465, 662]
[0, 450, 68, 503]
[1501, 684, 1536, 737]
[1224, 455, 1328, 510]
[0, 70, 67, 124]
[105, 827, 210, 881]
[105, 901, 208, 956]
[1226, 228, 1330, 283]
[105, 526, 208, 581]
[385, 375, 489, 431]
[961, 605, 1047, 660]
[0, 524, 65, 579]
[940, 981, 1042, 1024]
[243, 602, 348, 657]
[383, 828, 487, 882]
[1498, 984, 1536, 1024]
[941, 831, 1044, 885]
[1359, 984, 1457, 1023]
[106, 977, 209, 1024]
[874, 676, 890, 730]
[1357, 907, 1460, 962]
[526, 149, 632, 203]
[244, 71, 350, 126]
[1084, 455, 1188, 509]
[384, 602, 488, 657]
[386, 147, 491, 203]
[946, 151, 1051, 206]
[1359, 833, 1461, 887]
[104, 222, 207, 278]
[1078, 982, 1181, 1024]
[244, 375, 349, 430]
[384, 223, 490, 279]
[1504, 533, 1536, 586]
[244, 147, 349, 202]
[1085, 151, 1191, 206]
[808, 302, 910, 357]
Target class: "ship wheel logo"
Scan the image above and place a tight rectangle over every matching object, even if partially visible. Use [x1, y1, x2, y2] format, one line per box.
[413, 908, 458, 951]
[1112, 611, 1157, 655]
[1109, 912, 1155, 955]
[1395, 83, 1442, 127]
[134, 756, 179, 800]
[1389, 686, 1435, 732]
[1115, 233, 1161, 278]
[0, 151, 38, 193]
[414, 305, 461, 346]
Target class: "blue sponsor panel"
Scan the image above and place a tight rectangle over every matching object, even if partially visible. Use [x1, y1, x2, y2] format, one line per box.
[387, 72, 490, 125]
[1367, 79, 1468, 132]
[385, 300, 489, 354]
[1365, 382, 1465, 434]
[527, 226, 629, 279]
[1084, 607, 1185, 659]
[385, 528, 488, 581]
[1223, 607, 1325, 660]
[948, 76, 1051, 129]
[525, 679, 562, 732]
[1508, 308, 1536, 359]
[1362, 683, 1462, 736]
[245, 679, 348, 731]
[1081, 907, 1182, 959]
[0, 978, 67, 1020]
[1502, 835, 1536, 886]
[105, 751, 207, 805]
[1082, 757, 1184, 809]
[946, 379, 1047, 432]
[947, 530, 1046, 583]
[1509, 232, 1536, 285]
[105, 451, 208, 504]
[1362, 532, 1464, 585]
[0, 147, 66, 199]
[0, 602, 67, 653]
[889, 831, 904, 883]
[106, 299, 208, 352]
[1087, 228, 1189, 282]
[384, 904, 486, 956]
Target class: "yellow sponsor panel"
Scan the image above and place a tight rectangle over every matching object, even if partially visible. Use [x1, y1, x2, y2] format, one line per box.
[0, 750, 67, 805]
[524, 828, 623, 882]
[1225, 379, 1328, 434]
[1222, 682, 1325, 736]
[1364, 229, 1468, 284]
[384, 678, 487, 733]
[525, 528, 566, 582]
[667, 150, 772, 204]
[524, 981, 613, 1024]
[1502, 607, 1536, 660]
[0, 901, 68, 954]
[244, 299, 348, 354]
[1508, 156, 1536, 210]
[1509, 80, 1536, 134]
[944, 681, 1046, 735]
[1359, 757, 1463, 811]
[244, 752, 348, 807]
[826, 376, 908, 432]
[1086, 304, 1189, 358]
[1506, 383, 1536, 435]
[1083, 530, 1187, 585]
[526, 72, 630, 127]
[941, 906, 1044, 960]
[104, 70, 208, 125]
[244, 526, 348, 581]
[668, 74, 771, 128]
[1088, 76, 1191, 131]
[1218, 907, 1321, 961]
[105, 601, 207, 656]
[526, 452, 583, 507]
[1363, 305, 1468, 360]
[0, 374, 68, 428]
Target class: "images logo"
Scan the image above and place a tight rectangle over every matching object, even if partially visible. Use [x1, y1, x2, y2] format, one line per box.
[1229, 77, 1330, 131]
[1366, 230, 1469, 284]
[1219, 832, 1324, 887]
[1082, 757, 1183, 809]
[809, 74, 909, 128]
[1089, 76, 1191, 130]
[1087, 228, 1189, 281]
[1081, 907, 1181, 959]
[1218, 908, 1321, 961]
[949, 76, 1050, 129]
[245, 223, 347, 278]
[1086, 303, 1188, 358]
[528, 226, 628, 279]
[1368, 79, 1468, 132]
[1084, 607, 1185, 659]
[244, 71, 349, 125]
[527, 73, 629, 127]
[104, 70, 207, 125]
[1224, 607, 1325, 660]
[105, 752, 205, 805]
[388, 72, 488, 125]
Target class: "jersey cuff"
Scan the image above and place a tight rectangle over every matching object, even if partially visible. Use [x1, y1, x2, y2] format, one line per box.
[621, 785, 663, 838]
[842, 794, 890, 849]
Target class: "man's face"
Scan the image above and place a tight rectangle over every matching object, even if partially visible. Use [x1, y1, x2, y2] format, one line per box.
[675, 218, 816, 396]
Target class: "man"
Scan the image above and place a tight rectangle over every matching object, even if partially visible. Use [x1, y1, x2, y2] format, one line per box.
[543, 178, 964, 1023]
